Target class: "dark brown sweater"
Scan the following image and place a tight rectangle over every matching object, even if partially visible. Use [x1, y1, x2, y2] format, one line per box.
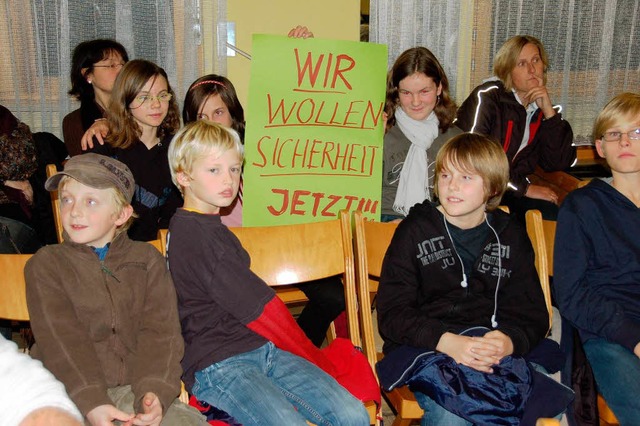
[25, 232, 183, 417]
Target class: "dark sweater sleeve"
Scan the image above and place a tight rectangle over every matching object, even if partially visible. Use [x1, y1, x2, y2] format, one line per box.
[554, 195, 640, 351]
[377, 221, 448, 351]
[456, 86, 530, 197]
[0, 107, 37, 181]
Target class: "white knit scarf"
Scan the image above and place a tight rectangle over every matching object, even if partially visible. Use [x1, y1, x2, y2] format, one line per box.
[393, 107, 440, 216]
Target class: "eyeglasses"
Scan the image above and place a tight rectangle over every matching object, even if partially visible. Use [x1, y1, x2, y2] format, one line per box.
[601, 128, 640, 142]
[131, 92, 173, 107]
[93, 63, 125, 70]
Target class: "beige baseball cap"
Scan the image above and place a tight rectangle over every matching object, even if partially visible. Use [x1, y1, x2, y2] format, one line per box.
[45, 153, 135, 202]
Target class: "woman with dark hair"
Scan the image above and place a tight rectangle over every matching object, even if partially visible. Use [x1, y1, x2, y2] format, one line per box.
[456, 35, 575, 221]
[90, 59, 182, 242]
[182, 75, 245, 227]
[183, 75, 246, 140]
[63, 39, 129, 156]
[382, 47, 461, 222]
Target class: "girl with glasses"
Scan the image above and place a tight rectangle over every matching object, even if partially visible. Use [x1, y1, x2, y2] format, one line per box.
[90, 59, 182, 242]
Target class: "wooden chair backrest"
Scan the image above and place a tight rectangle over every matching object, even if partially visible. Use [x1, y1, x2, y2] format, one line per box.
[0, 254, 32, 321]
[158, 229, 168, 256]
[229, 210, 359, 345]
[147, 238, 163, 254]
[525, 209, 555, 332]
[46, 164, 64, 243]
[577, 179, 590, 189]
[353, 211, 398, 373]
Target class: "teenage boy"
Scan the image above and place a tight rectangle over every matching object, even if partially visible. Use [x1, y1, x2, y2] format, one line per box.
[554, 92, 640, 424]
[166, 120, 370, 425]
[377, 133, 549, 425]
[25, 153, 206, 425]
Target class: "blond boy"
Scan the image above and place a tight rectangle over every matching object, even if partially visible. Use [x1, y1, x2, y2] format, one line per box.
[25, 153, 205, 425]
[166, 120, 369, 425]
[555, 93, 640, 424]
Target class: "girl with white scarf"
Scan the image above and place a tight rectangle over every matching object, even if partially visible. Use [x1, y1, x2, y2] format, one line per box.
[381, 47, 460, 221]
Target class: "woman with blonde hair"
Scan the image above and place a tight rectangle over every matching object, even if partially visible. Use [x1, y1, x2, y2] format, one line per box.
[456, 35, 575, 222]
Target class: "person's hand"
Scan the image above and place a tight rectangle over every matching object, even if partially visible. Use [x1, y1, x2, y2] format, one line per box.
[480, 330, 514, 360]
[524, 75, 556, 119]
[80, 120, 110, 151]
[86, 404, 134, 426]
[288, 25, 314, 39]
[436, 332, 500, 373]
[634, 342, 640, 358]
[131, 392, 163, 426]
[525, 184, 559, 204]
[4, 180, 34, 205]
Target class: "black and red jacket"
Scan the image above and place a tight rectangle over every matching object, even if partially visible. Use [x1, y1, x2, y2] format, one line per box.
[456, 80, 576, 197]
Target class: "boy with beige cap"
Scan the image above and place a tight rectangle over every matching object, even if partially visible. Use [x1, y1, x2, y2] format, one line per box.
[25, 153, 205, 425]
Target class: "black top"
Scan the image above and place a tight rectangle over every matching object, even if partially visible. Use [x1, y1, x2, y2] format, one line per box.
[167, 209, 274, 390]
[377, 201, 548, 355]
[456, 80, 575, 197]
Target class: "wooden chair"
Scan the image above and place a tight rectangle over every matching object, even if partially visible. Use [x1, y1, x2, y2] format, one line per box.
[45, 163, 64, 243]
[227, 210, 358, 344]
[353, 212, 418, 426]
[354, 208, 556, 425]
[524, 209, 619, 426]
[0, 254, 32, 322]
[524, 210, 554, 333]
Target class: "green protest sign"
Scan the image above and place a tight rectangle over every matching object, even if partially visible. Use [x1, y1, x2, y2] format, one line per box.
[243, 34, 387, 226]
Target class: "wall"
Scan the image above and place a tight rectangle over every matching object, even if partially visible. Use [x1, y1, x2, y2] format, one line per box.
[225, 0, 360, 107]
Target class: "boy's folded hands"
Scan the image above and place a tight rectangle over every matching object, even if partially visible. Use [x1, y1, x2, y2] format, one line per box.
[436, 331, 515, 374]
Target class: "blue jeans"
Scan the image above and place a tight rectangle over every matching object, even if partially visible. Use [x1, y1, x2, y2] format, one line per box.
[192, 342, 369, 425]
[414, 391, 471, 426]
[583, 338, 640, 425]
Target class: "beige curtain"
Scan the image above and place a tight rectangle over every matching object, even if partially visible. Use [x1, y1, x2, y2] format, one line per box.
[0, 0, 227, 137]
[370, 0, 640, 143]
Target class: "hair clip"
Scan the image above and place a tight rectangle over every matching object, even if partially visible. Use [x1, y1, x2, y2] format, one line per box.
[190, 80, 226, 91]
